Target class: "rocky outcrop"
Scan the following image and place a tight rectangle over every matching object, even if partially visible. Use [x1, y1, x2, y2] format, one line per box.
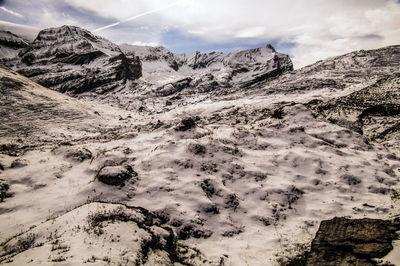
[0, 179, 9, 202]
[286, 217, 400, 265]
[0, 31, 28, 50]
[307, 73, 400, 149]
[4, 25, 142, 94]
[305, 217, 400, 265]
[97, 165, 137, 186]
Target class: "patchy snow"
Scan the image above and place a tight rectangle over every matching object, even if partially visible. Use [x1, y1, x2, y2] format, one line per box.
[0, 28, 400, 265]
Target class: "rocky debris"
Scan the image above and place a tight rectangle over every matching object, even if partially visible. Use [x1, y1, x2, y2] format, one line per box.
[188, 143, 207, 155]
[307, 74, 400, 149]
[3, 25, 142, 94]
[155, 77, 192, 97]
[0, 143, 20, 157]
[175, 117, 197, 131]
[0, 179, 9, 202]
[10, 159, 28, 168]
[288, 217, 400, 265]
[97, 165, 137, 186]
[65, 147, 92, 162]
[177, 223, 213, 240]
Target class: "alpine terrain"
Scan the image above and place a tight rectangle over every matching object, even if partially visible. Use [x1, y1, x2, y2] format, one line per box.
[0, 25, 399, 265]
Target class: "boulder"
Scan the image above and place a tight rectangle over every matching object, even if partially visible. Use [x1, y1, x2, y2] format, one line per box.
[97, 165, 136, 186]
[303, 217, 400, 265]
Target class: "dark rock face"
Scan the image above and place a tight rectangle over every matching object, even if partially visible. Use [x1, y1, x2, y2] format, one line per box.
[97, 165, 137, 186]
[0, 179, 9, 202]
[0, 31, 28, 50]
[297, 217, 400, 266]
[4, 25, 142, 94]
[175, 117, 197, 131]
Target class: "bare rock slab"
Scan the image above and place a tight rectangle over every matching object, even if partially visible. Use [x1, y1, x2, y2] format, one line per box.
[304, 217, 400, 265]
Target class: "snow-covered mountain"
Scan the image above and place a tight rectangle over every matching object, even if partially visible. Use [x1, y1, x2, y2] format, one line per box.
[120, 42, 292, 89]
[0, 30, 29, 59]
[1, 26, 292, 104]
[0, 25, 400, 265]
[2, 26, 142, 94]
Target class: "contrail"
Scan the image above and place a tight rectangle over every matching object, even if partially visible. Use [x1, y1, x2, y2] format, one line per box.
[92, 1, 182, 33]
[0, 6, 24, 18]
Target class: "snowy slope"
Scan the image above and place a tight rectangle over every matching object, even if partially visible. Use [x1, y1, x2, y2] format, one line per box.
[1, 44, 400, 265]
[0, 25, 400, 265]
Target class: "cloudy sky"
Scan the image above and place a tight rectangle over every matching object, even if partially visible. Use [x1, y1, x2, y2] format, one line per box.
[0, 0, 399, 68]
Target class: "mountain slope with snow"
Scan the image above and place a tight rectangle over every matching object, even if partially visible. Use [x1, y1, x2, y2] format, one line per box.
[0, 26, 400, 265]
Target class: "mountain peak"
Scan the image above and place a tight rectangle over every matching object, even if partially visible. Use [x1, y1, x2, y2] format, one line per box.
[34, 25, 104, 46]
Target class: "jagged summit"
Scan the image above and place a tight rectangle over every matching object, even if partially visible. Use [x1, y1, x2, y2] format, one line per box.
[120, 42, 292, 97]
[1, 25, 142, 94]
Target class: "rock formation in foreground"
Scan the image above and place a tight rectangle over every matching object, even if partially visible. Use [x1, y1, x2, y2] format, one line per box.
[287, 217, 400, 265]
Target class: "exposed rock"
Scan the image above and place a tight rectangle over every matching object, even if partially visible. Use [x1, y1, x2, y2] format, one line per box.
[288, 217, 400, 265]
[0, 179, 9, 202]
[308, 74, 400, 149]
[10, 159, 28, 168]
[65, 147, 92, 162]
[175, 117, 197, 131]
[177, 223, 213, 240]
[97, 165, 137, 186]
[155, 77, 192, 97]
[188, 143, 207, 155]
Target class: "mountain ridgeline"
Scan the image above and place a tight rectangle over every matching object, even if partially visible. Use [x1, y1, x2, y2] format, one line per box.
[0, 25, 292, 96]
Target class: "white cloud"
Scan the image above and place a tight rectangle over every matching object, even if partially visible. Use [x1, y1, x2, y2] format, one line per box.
[64, 0, 400, 67]
[3, 0, 399, 68]
[131, 40, 160, 46]
[0, 6, 24, 18]
[235, 27, 266, 39]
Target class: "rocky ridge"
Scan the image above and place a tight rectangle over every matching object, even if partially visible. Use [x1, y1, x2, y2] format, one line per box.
[0, 30, 29, 59]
